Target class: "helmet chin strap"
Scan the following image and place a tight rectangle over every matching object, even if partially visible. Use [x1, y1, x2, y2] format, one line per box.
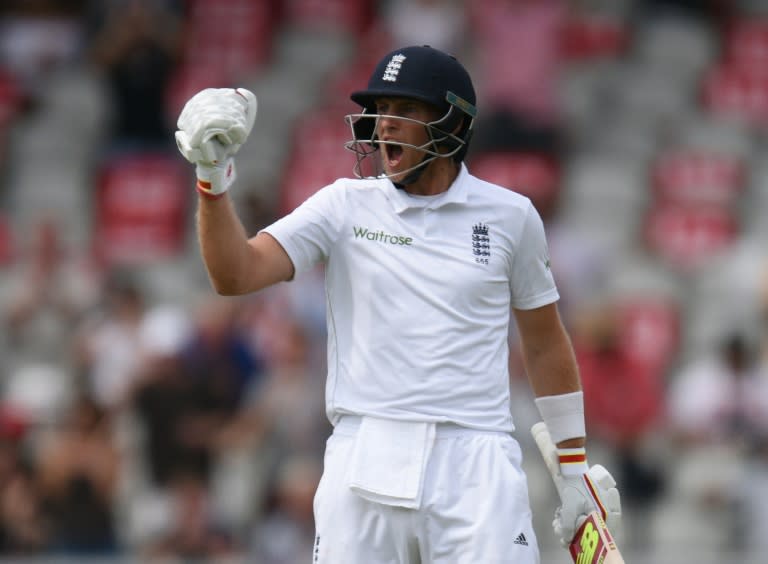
[392, 153, 434, 189]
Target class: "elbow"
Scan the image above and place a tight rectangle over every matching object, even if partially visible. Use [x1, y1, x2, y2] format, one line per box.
[208, 275, 250, 297]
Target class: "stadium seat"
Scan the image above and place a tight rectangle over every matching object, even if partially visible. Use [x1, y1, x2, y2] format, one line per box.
[0, 66, 21, 127]
[283, 0, 375, 36]
[723, 18, 768, 71]
[644, 203, 739, 270]
[701, 63, 768, 126]
[559, 13, 630, 61]
[651, 149, 745, 206]
[181, 0, 276, 79]
[93, 153, 190, 265]
[0, 213, 14, 266]
[616, 297, 680, 375]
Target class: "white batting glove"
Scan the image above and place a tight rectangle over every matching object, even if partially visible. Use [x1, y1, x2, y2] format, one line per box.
[175, 87, 257, 197]
[553, 461, 621, 547]
[531, 422, 621, 547]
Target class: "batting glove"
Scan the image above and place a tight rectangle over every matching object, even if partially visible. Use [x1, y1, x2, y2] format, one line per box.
[531, 422, 621, 547]
[175, 87, 257, 197]
[552, 452, 622, 547]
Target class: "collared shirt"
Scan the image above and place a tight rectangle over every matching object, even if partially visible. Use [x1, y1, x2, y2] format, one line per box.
[262, 164, 559, 431]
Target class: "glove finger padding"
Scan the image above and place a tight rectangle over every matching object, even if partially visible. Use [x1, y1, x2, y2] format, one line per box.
[553, 464, 621, 547]
[176, 87, 257, 164]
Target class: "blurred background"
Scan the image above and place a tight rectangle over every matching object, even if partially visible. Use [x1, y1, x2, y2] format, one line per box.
[0, 0, 767, 562]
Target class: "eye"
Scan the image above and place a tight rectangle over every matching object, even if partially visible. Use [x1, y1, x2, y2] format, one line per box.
[375, 102, 388, 114]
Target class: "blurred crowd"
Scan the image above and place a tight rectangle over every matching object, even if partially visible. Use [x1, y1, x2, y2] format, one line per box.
[0, 0, 768, 563]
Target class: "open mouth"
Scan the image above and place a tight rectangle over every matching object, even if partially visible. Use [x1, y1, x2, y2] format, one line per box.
[384, 144, 403, 168]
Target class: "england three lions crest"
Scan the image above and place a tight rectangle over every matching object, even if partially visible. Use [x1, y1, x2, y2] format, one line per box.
[472, 223, 490, 265]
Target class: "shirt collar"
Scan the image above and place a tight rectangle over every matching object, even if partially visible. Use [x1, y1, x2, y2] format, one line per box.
[385, 163, 470, 214]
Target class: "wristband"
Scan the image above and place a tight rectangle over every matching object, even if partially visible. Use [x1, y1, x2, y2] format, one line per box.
[557, 447, 589, 476]
[196, 180, 225, 200]
[534, 391, 585, 445]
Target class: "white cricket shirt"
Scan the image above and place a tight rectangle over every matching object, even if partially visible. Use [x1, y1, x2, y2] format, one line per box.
[262, 164, 559, 432]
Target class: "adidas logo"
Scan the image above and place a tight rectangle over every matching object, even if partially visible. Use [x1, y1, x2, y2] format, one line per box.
[513, 532, 529, 546]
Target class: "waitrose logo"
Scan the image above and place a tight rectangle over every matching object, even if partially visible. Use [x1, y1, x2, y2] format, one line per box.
[353, 226, 413, 246]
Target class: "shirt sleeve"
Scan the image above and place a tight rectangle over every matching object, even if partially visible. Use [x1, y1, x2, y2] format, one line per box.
[260, 180, 346, 277]
[508, 201, 560, 310]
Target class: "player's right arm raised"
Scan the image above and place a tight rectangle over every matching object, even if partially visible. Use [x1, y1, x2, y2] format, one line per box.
[176, 88, 294, 295]
[196, 196, 293, 295]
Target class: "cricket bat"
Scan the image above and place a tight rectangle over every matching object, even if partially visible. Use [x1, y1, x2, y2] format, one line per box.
[531, 422, 625, 564]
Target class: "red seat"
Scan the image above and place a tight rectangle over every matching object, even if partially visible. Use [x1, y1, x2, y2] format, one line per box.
[652, 150, 744, 206]
[94, 153, 190, 265]
[0, 67, 21, 127]
[644, 203, 739, 270]
[723, 19, 768, 71]
[182, 0, 276, 80]
[702, 64, 768, 126]
[283, 0, 375, 35]
[616, 298, 680, 375]
[559, 15, 630, 61]
[0, 213, 14, 266]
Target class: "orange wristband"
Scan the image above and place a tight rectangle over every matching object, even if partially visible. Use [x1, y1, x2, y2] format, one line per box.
[196, 179, 225, 200]
[558, 447, 589, 476]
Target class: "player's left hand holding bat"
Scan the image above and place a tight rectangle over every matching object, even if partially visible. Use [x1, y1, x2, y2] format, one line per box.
[532, 422, 622, 547]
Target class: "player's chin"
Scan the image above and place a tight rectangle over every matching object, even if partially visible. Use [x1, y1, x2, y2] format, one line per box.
[387, 169, 408, 183]
[383, 165, 408, 183]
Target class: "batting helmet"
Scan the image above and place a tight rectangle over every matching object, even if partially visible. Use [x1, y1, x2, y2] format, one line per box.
[344, 45, 477, 181]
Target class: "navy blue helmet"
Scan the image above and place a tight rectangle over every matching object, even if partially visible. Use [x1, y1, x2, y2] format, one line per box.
[344, 45, 477, 180]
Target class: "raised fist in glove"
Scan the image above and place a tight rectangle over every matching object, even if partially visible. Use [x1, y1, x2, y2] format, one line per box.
[531, 422, 622, 547]
[175, 87, 257, 197]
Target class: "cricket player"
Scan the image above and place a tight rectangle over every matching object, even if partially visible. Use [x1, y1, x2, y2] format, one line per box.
[175, 45, 621, 563]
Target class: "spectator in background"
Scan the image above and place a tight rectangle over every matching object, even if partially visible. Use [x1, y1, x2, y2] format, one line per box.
[127, 305, 205, 488]
[251, 455, 322, 564]
[667, 332, 768, 447]
[0, 0, 85, 107]
[211, 314, 329, 535]
[141, 471, 240, 561]
[0, 410, 49, 554]
[87, 0, 182, 150]
[35, 394, 121, 555]
[73, 272, 148, 414]
[656, 331, 768, 554]
[220, 316, 329, 464]
[180, 296, 263, 428]
[467, 0, 567, 157]
[2, 218, 98, 427]
[4, 218, 98, 368]
[633, 0, 733, 23]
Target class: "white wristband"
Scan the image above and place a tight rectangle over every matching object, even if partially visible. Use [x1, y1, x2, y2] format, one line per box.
[534, 391, 585, 445]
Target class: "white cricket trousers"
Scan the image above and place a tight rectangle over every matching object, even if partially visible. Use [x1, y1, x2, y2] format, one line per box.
[312, 416, 540, 563]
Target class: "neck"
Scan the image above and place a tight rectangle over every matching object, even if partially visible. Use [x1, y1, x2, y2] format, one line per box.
[402, 159, 460, 196]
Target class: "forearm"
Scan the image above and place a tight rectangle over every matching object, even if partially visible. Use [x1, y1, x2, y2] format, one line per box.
[196, 194, 255, 295]
[524, 337, 585, 448]
[514, 304, 585, 447]
[178, 88, 291, 294]
[523, 329, 581, 399]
